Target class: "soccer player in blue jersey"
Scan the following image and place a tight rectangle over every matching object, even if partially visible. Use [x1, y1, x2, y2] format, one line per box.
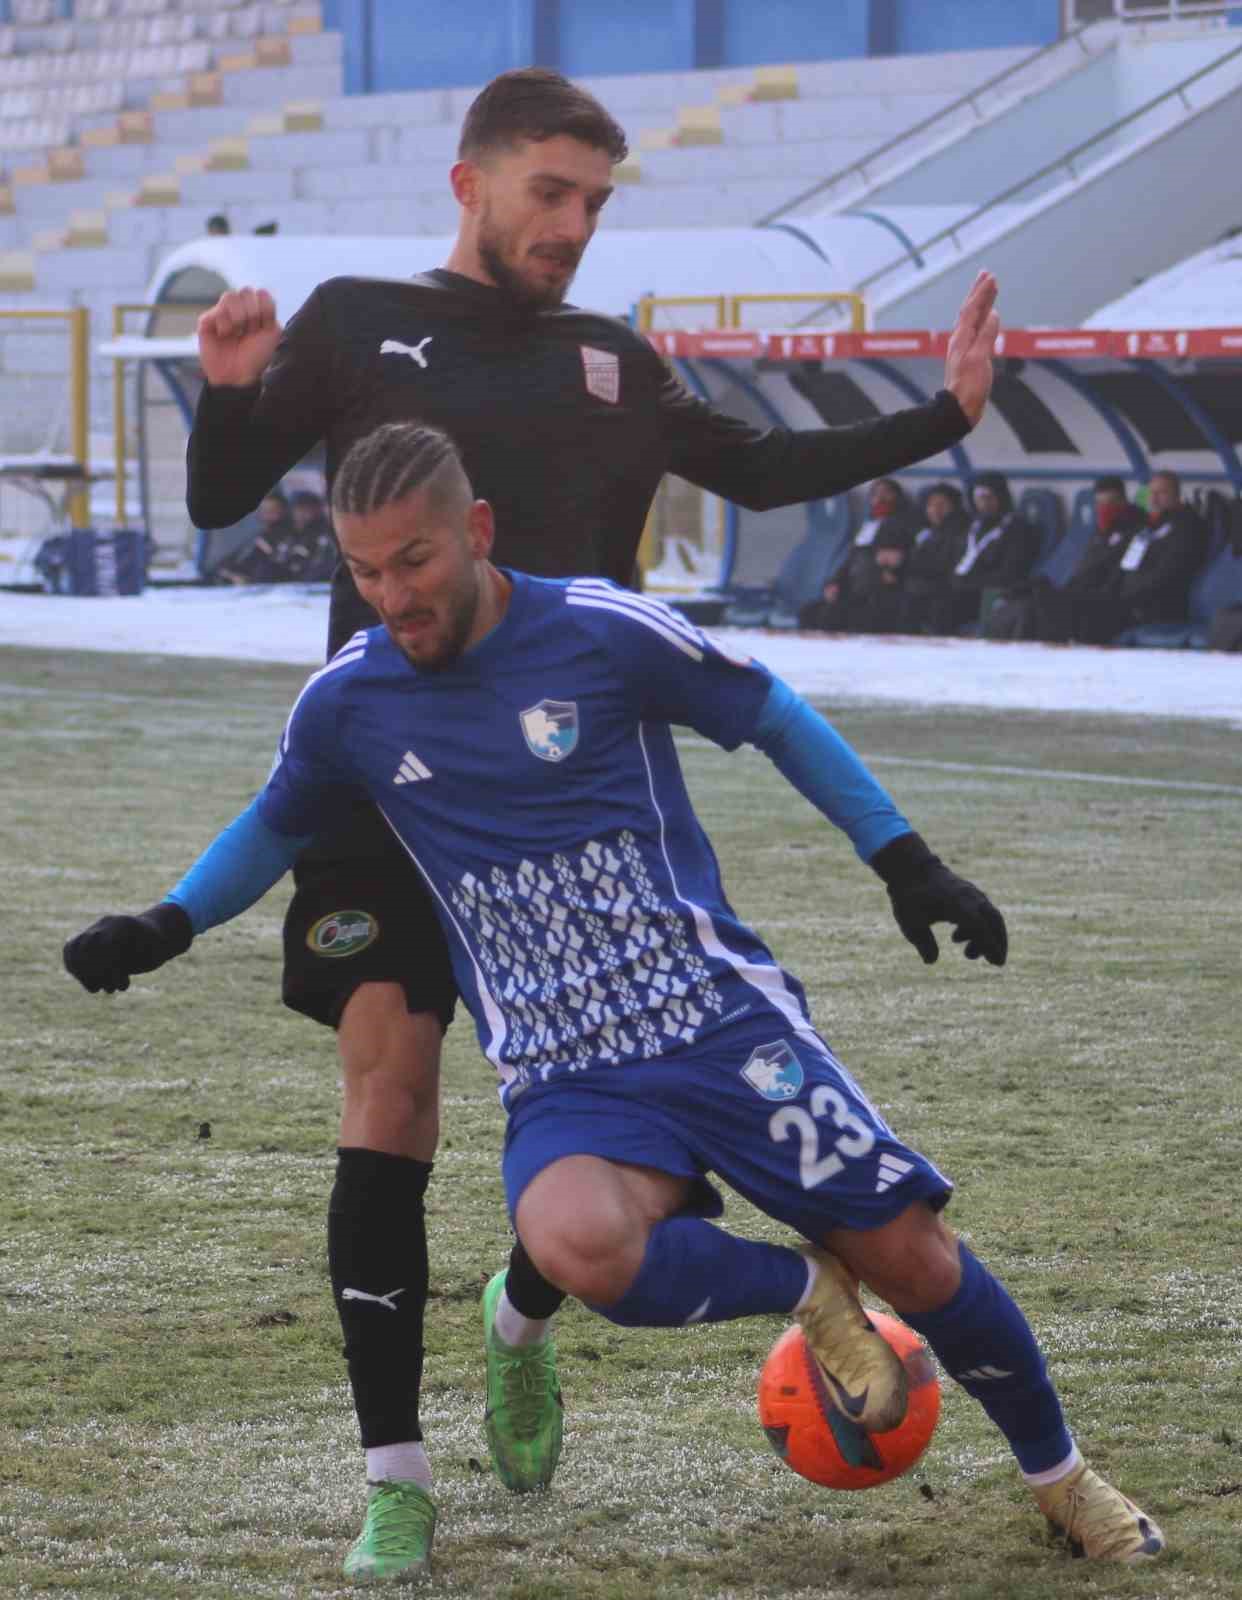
[65, 423, 1163, 1572]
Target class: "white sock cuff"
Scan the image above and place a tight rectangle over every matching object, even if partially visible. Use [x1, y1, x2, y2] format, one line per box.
[791, 1257, 817, 1315]
[493, 1287, 551, 1348]
[1021, 1445, 1083, 1489]
[365, 1441, 433, 1491]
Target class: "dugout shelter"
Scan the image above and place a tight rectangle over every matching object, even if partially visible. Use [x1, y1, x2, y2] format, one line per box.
[101, 233, 1242, 627]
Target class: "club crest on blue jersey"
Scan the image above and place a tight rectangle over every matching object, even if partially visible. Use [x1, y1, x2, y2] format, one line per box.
[740, 1039, 805, 1101]
[520, 699, 579, 763]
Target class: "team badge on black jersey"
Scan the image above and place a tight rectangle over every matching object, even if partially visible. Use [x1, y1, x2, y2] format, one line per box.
[580, 345, 619, 404]
[520, 699, 579, 762]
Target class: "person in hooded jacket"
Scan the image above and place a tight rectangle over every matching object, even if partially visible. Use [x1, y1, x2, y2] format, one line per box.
[932, 473, 1037, 635]
[899, 482, 970, 634]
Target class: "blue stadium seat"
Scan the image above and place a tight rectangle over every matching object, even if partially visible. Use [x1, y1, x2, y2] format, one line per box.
[767, 496, 854, 629]
[723, 495, 852, 629]
[1036, 485, 1095, 587]
[1017, 487, 1066, 567]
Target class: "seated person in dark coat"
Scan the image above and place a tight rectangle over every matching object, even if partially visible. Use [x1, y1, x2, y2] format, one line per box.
[286, 489, 339, 581]
[988, 476, 1145, 643]
[215, 490, 298, 584]
[798, 477, 917, 632]
[900, 482, 970, 634]
[1113, 469, 1203, 636]
[934, 472, 1037, 635]
[1053, 476, 1145, 643]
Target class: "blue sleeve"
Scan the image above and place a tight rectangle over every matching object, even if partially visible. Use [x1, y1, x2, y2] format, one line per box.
[751, 676, 912, 863]
[166, 798, 311, 935]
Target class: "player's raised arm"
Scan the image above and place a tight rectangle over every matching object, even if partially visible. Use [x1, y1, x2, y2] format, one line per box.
[748, 676, 1007, 967]
[187, 283, 340, 530]
[656, 272, 999, 512]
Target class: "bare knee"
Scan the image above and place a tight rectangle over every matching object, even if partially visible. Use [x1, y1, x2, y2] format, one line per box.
[516, 1158, 688, 1306]
[338, 983, 443, 1159]
[827, 1201, 962, 1315]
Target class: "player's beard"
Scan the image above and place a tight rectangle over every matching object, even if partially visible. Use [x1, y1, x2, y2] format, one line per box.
[388, 568, 480, 672]
[477, 207, 580, 309]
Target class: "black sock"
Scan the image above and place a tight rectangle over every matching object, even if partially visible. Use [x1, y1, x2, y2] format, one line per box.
[328, 1147, 432, 1449]
[506, 1236, 567, 1321]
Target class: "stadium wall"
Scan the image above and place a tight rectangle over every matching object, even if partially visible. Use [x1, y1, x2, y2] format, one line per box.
[319, 0, 1064, 93]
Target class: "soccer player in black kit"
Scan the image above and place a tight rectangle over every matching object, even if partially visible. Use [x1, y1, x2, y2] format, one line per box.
[184, 68, 1000, 1582]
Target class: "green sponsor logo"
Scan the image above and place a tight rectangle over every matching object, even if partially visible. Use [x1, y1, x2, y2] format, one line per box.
[307, 910, 379, 958]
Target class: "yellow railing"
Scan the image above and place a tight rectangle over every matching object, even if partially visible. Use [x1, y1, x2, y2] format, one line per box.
[0, 307, 90, 528]
[636, 291, 867, 333]
[729, 291, 866, 331]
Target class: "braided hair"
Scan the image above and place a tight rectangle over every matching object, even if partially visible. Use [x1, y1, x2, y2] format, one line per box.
[331, 422, 471, 521]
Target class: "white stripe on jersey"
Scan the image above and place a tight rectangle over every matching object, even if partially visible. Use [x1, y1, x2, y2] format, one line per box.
[375, 802, 512, 1088]
[567, 593, 704, 661]
[276, 635, 367, 760]
[636, 723, 816, 1039]
[568, 579, 707, 651]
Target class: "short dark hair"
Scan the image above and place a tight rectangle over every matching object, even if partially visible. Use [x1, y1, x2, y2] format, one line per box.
[261, 488, 288, 506]
[1150, 468, 1181, 494]
[290, 489, 324, 511]
[1093, 475, 1126, 498]
[924, 481, 962, 508]
[458, 67, 628, 165]
[332, 422, 472, 520]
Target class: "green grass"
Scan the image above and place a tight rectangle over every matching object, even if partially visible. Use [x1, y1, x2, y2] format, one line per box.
[2, 645, 1240, 1599]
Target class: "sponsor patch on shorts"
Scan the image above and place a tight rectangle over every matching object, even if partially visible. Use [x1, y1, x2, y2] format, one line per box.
[306, 910, 379, 958]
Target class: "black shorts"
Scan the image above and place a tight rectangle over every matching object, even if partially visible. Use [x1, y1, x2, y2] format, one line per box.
[281, 821, 458, 1031]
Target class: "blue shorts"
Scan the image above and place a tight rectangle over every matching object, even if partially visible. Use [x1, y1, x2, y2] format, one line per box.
[502, 1028, 952, 1241]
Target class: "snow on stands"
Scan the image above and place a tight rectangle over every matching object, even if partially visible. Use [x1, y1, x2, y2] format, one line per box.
[0, 585, 1238, 726]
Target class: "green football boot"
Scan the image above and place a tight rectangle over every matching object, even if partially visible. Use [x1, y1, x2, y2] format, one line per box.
[342, 1479, 436, 1584]
[482, 1268, 564, 1492]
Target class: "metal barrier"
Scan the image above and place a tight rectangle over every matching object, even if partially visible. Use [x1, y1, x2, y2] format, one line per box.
[757, 22, 1103, 227]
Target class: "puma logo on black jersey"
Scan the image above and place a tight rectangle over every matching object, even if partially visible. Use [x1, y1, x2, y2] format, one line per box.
[380, 336, 433, 368]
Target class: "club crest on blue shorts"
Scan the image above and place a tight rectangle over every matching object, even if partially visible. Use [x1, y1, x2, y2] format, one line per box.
[740, 1039, 805, 1101]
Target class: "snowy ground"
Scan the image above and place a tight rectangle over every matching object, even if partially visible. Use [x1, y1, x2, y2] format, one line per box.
[0, 583, 1238, 726]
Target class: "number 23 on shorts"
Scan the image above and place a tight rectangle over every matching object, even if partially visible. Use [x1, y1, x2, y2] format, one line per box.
[770, 1084, 876, 1190]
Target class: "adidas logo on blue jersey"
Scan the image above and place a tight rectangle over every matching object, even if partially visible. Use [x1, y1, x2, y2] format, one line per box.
[393, 750, 432, 785]
[874, 1153, 914, 1193]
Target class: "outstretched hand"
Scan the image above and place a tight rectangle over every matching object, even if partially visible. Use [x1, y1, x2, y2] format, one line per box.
[870, 831, 1008, 968]
[944, 270, 999, 428]
[886, 864, 1008, 968]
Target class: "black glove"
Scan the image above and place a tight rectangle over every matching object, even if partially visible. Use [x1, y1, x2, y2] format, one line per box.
[63, 902, 194, 994]
[870, 832, 1007, 968]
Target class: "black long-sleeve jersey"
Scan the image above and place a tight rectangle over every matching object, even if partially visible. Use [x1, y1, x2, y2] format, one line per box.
[187, 268, 972, 656]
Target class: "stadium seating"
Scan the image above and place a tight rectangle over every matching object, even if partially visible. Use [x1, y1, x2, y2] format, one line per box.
[0, 22, 1045, 290]
[717, 495, 853, 629]
[1035, 486, 1098, 590]
[1017, 486, 1066, 568]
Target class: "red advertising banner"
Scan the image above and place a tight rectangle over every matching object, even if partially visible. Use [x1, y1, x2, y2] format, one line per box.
[645, 328, 1242, 361]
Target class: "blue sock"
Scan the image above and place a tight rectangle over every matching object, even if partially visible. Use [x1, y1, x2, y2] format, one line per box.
[588, 1216, 809, 1327]
[903, 1243, 1075, 1477]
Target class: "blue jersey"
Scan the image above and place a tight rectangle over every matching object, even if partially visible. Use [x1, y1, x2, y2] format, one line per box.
[259, 574, 826, 1106]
